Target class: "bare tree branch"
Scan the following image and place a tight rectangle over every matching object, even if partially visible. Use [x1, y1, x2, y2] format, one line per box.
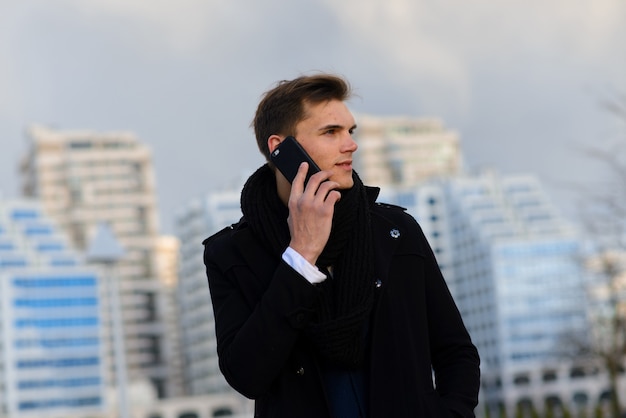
[566, 92, 626, 417]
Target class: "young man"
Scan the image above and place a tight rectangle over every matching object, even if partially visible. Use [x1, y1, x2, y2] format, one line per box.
[203, 74, 480, 417]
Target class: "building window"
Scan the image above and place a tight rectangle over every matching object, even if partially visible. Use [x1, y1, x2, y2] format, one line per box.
[0, 258, 27, 267]
[17, 357, 99, 369]
[50, 258, 77, 267]
[14, 297, 97, 308]
[542, 370, 558, 382]
[18, 377, 101, 389]
[36, 242, 65, 251]
[69, 141, 93, 149]
[24, 225, 54, 235]
[19, 396, 101, 410]
[13, 276, 96, 288]
[213, 408, 234, 417]
[513, 373, 531, 386]
[570, 366, 586, 378]
[572, 392, 589, 409]
[11, 209, 39, 220]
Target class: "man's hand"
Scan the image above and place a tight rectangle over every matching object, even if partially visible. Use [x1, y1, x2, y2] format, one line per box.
[287, 162, 341, 266]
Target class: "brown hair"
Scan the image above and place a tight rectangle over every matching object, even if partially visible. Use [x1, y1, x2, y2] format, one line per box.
[253, 74, 352, 162]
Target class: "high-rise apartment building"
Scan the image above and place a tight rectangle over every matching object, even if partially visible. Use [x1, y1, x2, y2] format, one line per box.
[175, 188, 243, 397]
[444, 173, 586, 363]
[380, 172, 607, 415]
[19, 126, 180, 398]
[0, 199, 106, 418]
[353, 115, 462, 187]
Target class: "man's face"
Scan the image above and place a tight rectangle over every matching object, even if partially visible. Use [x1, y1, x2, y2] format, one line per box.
[293, 99, 358, 190]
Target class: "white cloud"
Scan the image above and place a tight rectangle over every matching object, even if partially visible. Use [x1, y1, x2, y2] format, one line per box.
[19, 0, 622, 79]
[0, 4, 26, 117]
[55, 0, 229, 52]
[445, 0, 624, 60]
[322, 0, 625, 118]
[548, 0, 625, 55]
[322, 0, 472, 115]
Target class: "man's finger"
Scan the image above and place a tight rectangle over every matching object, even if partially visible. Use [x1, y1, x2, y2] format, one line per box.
[325, 190, 342, 206]
[290, 162, 309, 195]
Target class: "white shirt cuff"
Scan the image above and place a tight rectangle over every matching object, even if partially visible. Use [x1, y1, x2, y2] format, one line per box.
[282, 247, 327, 284]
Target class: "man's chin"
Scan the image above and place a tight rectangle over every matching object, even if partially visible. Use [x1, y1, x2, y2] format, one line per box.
[329, 171, 354, 190]
[337, 179, 354, 190]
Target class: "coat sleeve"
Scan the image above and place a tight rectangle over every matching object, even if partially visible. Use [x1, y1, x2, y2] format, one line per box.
[203, 229, 320, 398]
[413, 218, 481, 417]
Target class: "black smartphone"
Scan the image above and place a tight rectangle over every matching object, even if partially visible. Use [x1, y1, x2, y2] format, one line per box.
[270, 136, 321, 184]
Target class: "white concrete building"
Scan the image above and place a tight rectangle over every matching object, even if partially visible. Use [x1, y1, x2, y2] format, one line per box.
[353, 114, 462, 187]
[19, 126, 182, 398]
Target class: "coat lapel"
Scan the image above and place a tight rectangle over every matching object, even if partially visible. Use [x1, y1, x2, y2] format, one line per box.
[370, 205, 402, 285]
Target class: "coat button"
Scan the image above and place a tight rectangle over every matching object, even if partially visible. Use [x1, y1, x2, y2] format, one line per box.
[296, 367, 305, 376]
[375, 279, 382, 288]
[390, 228, 400, 238]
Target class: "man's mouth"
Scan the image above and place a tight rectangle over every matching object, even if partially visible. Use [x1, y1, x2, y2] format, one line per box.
[336, 160, 352, 169]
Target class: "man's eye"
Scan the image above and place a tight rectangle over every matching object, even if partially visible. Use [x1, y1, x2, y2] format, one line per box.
[325, 129, 335, 135]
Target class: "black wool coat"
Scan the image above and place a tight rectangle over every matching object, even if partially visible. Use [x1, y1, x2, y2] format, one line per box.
[203, 187, 480, 418]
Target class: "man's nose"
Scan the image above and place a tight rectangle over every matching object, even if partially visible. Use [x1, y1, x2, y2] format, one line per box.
[343, 133, 358, 152]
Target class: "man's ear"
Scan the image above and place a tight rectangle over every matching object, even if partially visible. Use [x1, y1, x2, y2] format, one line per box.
[267, 135, 284, 154]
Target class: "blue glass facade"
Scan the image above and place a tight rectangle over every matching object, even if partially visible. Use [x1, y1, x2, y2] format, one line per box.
[494, 239, 587, 363]
[0, 200, 105, 417]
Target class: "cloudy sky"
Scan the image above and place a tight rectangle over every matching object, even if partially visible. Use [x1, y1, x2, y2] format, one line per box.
[1, 0, 624, 233]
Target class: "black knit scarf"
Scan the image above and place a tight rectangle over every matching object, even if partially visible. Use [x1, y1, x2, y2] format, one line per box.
[240, 164, 375, 369]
